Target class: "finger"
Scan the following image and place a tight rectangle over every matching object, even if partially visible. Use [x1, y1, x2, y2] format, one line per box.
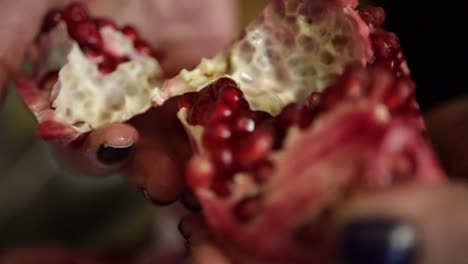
[122, 99, 191, 205]
[424, 96, 468, 178]
[50, 123, 138, 176]
[335, 183, 468, 264]
[123, 134, 188, 205]
[179, 213, 230, 264]
[191, 242, 230, 264]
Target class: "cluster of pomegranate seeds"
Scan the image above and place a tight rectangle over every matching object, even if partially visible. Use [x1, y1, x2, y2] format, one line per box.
[179, 78, 276, 196]
[358, 6, 407, 77]
[182, 62, 419, 200]
[313, 64, 417, 116]
[37, 2, 158, 89]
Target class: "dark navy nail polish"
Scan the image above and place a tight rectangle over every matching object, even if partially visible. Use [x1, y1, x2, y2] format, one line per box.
[97, 144, 133, 164]
[339, 218, 417, 264]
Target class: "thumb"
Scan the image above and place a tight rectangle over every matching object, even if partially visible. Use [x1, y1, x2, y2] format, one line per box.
[335, 183, 468, 264]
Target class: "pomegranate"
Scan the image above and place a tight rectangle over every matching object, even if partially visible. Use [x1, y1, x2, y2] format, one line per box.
[14, 1, 447, 263]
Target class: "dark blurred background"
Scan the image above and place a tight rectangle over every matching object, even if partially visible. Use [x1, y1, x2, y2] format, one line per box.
[378, 0, 468, 111]
[0, 0, 466, 254]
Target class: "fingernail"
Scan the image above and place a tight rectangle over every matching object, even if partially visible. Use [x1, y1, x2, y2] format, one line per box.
[178, 216, 192, 240]
[97, 144, 133, 164]
[339, 218, 417, 264]
[141, 189, 177, 206]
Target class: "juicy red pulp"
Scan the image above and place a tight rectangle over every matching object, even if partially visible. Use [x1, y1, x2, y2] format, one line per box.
[37, 2, 159, 89]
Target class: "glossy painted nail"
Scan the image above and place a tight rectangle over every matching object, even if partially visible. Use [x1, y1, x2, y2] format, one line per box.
[339, 218, 416, 264]
[97, 144, 133, 164]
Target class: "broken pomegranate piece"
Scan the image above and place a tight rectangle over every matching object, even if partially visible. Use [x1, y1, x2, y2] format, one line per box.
[16, 2, 164, 143]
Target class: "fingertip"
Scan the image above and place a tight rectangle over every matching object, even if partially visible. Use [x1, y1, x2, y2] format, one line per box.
[89, 123, 139, 150]
[51, 123, 138, 176]
[124, 146, 187, 205]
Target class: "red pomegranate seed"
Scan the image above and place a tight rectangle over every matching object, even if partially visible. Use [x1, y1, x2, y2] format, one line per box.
[221, 86, 243, 107]
[94, 18, 117, 29]
[63, 3, 88, 24]
[82, 45, 104, 61]
[98, 56, 117, 74]
[202, 123, 232, 148]
[69, 20, 102, 48]
[234, 116, 256, 133]
[187, 156, 215, 189]
[246, 110, 271, 122]
[372, 38, 394, 59]
[321, 85, 344, 109]
[359, 6, 386, 28]
[215, 77, 237, 89]
[39, 70, 59, 90]
[197, 86, 217, 104]
[212, 103, 234, 121]
[307, 92, 321, 109]
[276, 104, 313, 128]
[134, 40, 152, 55]
[121, 25, 139, 42]
[177, 93, 197, 110]
[41, 9, 63, 33]
[211, 147, 235, 174]
[384, 78, 413, 111]
[115, 56, 131, 64]
[233, 195, 263, 222]
[189, 103, 212, 125]
[374, 59, 398, 73]
[236, 128, 273, 169]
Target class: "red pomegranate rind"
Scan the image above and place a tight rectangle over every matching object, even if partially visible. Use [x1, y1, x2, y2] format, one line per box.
[191, 102, 445, 263]
[16, 77, 81, 144]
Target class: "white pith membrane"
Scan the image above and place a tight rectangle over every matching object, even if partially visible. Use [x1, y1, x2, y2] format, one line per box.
[37, 22, 163, 133]
[19, 0, 370, 142]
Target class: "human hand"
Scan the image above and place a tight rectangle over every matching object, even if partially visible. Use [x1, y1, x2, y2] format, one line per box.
[1, 0, 239, 203]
